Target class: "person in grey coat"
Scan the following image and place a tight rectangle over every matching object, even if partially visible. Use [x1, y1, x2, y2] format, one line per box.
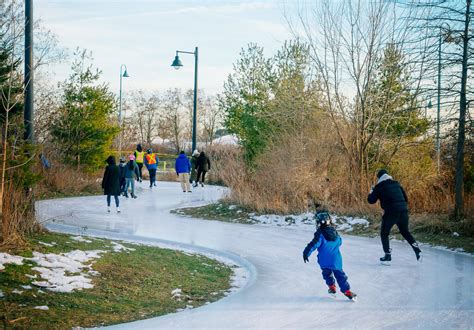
[124, 154, 140, 199]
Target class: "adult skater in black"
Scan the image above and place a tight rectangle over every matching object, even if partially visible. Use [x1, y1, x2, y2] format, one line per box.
[368, 169, 422, 264]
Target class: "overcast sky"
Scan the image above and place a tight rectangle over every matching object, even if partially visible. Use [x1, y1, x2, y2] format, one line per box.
[36, 0, 293, 96]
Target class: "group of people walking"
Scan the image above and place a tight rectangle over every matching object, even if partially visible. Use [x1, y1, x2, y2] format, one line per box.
[101, 144, 211, 212]
[175, 149, 211, 193]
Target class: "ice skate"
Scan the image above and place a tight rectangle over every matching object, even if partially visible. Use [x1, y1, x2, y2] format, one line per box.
[344, 290, 357, 302]
[116, 207, 121, 213]
[328, 284, 336, 297]
[107, 207, 110, 213]
[412, 243, 422, 262]
[380, 253, 391, 266]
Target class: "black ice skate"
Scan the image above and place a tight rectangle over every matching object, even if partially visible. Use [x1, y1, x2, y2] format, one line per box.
[380, 253, 391, 266]
[412, 243, 422, 262]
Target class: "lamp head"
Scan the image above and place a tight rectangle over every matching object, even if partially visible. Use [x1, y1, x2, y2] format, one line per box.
[122, 69, 130, 78]
[171, 55, 183, 70]
[427, 100, 433, 109]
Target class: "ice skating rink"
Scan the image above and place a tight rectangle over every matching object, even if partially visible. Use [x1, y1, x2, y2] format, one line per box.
[37, 182, 473, 329]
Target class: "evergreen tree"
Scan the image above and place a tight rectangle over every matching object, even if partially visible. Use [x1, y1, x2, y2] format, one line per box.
[50, 50, 119, 168]
[219, 43, 274, 163]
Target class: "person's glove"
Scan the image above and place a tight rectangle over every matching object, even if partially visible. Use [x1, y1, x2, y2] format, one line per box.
[303, 253, 309, 263]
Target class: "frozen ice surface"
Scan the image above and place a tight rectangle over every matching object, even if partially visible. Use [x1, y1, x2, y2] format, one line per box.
[37, 182, 474, 329]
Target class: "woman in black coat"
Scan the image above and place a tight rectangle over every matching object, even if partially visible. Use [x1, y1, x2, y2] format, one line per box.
[196, 151, 211, 187]
[102, 155, 121, 213]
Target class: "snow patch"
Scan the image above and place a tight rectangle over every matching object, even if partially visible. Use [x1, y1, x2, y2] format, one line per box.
[248, 211, 370, 233]
[29, 250, 105, 293]
[171, 288, 183, 301]
[0, 290, 3, 298]
[38, 241, 55, 247]
[0, 252, 24, 270]
[12, 289, 23, 294]
[20, 285, 32, 290]
[70, 236, 92, 243]
[34, 306, 49, 311]
[111, 242, 135, 252]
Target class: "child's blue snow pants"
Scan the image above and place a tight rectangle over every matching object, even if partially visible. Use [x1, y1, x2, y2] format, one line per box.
[321, 268, 350, 292]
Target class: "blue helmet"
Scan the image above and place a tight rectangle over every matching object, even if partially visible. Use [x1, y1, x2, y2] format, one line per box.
[315, 211, 331, 226]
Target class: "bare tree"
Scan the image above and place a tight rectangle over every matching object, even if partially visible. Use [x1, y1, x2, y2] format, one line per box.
[199, 95, 224, 145]
[287, 0, 429, 200]
[162, 88, 185, 152]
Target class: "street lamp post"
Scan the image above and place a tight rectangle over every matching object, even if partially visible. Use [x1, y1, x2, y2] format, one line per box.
[171, 47, 198, 153]
[436, 23, 453, 174]
[118, 64, 129, 157]
[24, 0, 34, 142]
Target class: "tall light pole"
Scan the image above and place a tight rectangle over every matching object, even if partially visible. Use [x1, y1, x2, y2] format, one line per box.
[171, 47, 198, 153]
[24, 0, 34, 143]
[118, 64, 129, 157]
[436, 23, 453, 174]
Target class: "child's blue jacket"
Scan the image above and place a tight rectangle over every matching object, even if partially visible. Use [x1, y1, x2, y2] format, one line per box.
[303, 226, 343, 270]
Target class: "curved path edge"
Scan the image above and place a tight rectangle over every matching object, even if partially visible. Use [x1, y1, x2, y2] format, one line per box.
[45, 222, 257, 329]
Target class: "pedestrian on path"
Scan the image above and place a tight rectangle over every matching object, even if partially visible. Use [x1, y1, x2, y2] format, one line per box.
[144, 148, 159, 188]
[175, 151, 192, 192]
[134, 144, 145, 182]
[196, 151, 211, 187]
[190, 149, 199, 187]
[303, 211, 357, 301]
[118, 157, 127, 196]
[368, 169, 422, 264]
[124, 154, 140, 198]
[101, 155, 120, 213]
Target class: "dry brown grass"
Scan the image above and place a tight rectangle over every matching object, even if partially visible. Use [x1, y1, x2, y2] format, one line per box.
[36, 164, 102, 200]
[209, 120, 473, 238]
[1, 177, 38, 247]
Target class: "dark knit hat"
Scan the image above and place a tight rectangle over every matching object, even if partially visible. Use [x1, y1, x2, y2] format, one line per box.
[377, 169, 388, 179]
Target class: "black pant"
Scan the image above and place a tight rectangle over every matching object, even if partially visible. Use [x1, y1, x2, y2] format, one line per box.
[381, 211, 416, 253]
[197, 169, 207, 184]
[137, 163, 143, 179]
[148, 169, 157, 186]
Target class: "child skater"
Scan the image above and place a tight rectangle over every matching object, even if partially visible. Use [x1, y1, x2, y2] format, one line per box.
[303, 210, 357, 301]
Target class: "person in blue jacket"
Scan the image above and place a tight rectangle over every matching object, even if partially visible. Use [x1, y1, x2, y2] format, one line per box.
[303, 211, 357, 300]
[175, 151, 192, 193]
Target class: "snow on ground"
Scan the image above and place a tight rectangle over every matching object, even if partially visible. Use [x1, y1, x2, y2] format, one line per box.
[249, 210, 369, 232]
[110, 241, 135, 252]
[70, 236, 93, 243]
[33, 306, 49, 311]
[28, 250, 106, 293]
[37, 182, 474, 329]
[0, 252, 24, 270]
[2, 243, 137, 294]
[38, 241, 56, 247]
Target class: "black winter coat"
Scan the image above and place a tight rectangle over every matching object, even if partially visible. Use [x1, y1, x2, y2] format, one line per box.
[368, 179, 408, 213]
[196, 154, 211, 172]
[102, 159, 121, 195]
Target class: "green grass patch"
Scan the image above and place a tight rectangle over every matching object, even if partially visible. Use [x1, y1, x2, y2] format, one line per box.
[173, 202, 474, 254]
[171, 202, 257, 225]
[0, 231, 233, 329]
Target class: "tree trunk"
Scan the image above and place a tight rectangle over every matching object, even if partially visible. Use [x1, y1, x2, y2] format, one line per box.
[454, 0, 471, 220]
